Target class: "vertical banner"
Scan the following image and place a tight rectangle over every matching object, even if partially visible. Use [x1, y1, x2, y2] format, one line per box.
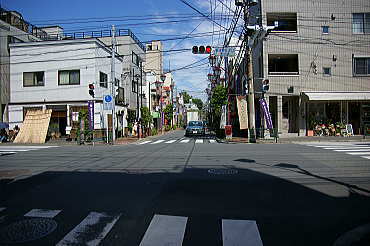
[220, 105, 227, 129]
[237, 96, 248, 129]
[259, 98, 273, 129]
[88, 100, 94, 130]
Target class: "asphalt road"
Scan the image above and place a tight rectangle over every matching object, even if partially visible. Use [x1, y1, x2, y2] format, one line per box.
[0, 130, 370, 246]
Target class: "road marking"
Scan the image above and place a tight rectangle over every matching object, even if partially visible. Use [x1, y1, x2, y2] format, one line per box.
[24, 209, 62, 218]
[138, 141, 151, 145]
[362, 156, 370, 159]
[334, 149, 370, 152]
[325, 147, 370, 150]
[195, 139, 203, 143]
[347, 152, 370, 155]
[222, 219, 263, 246]
[151, 140, 165, 144]
[0, 149, 36, 152]
[139, 214, 187, 246]
[165, 140, 176, 144]
[210, 139, 216, 143]
[0, 208, 5, 212]
[0, 146, 58, 149]
[56, 212, 121, 246]
[180, 139, 190, 143]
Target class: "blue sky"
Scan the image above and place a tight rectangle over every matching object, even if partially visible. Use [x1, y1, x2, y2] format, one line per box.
[1, 0, 235, 100]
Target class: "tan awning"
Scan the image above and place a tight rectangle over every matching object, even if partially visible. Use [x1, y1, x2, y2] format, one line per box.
[302, 91, 370, 101]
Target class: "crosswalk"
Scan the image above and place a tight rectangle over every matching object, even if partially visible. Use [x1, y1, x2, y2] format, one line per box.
[0, 207, 263, 245]
[303, 143, 370, 160]
[137, 138, 218, 145]
[0, 145, 58, 156]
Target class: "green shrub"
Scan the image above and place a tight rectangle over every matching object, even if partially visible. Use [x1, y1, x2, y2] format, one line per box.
[151, 128, 158, 136]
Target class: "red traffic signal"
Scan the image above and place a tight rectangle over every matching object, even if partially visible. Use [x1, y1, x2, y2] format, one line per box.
[88, 83, 95, 97]
[192, 45, 212, 54]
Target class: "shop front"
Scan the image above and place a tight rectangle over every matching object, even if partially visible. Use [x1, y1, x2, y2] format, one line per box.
[302, 92, 370, 136]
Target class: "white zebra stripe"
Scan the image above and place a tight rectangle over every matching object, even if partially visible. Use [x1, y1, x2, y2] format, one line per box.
[347, 152, 370, 155]
[56, 212, 121, 246]
[334, 149, 370, 152]
[180, 139, 190, 143]
[0, 149, 35, 152]
[195, 139, 203, 143]
[165, 140, 177, 144]
[138, 141, 151, 145]
[139, 214, 187, 246]
[362, 156, 370, 159]
[151, 140, 165, 144]
[24, 209, 61, 218]
[222, 219, 263, 246]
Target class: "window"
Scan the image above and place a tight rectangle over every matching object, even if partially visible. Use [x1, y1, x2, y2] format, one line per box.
[268, 54, 299, 75]
[353, 13, 370, 34]
[100, 72, 108, 88]
[322, 26, 329, 34]
[23, 72, 44, 87]
[132, 79, 138, 93]
[115, 78, 120, 87]
[147, 45, 152, 51]
[323, 67, 331, 76]
[267, 13, 297, 32]
[58, 70, 80, 85]
[116, 87, 125, 104]
[132, 51, 140, 66]
[353, 57, 370, 76]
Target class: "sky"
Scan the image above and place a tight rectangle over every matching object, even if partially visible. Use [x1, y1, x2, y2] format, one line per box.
[1, 0, 237, 101]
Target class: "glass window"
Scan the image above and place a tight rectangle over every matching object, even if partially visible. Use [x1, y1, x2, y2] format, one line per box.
[354, 58, 369, 75]
[353, 13, 370, 34]
[322, 26, 329, 34]
[267, 13, 297, 32]
[323, 67, 331, 76]
[23, 72, 44, 87]
[100, 72, 108, 88]
[268, 54, 299, 75]
[58, 70, 80, 85]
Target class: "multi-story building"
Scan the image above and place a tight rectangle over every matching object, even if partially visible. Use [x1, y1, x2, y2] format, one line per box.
[0, 8, 46, 122]
[8, 39, 123, 138]
[260, 0, 370, 136]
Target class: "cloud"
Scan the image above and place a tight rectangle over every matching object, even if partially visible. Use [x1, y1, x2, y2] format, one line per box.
[150, 27, 178, 35]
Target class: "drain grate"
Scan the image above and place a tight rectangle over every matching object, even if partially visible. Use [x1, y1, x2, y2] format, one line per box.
[208, 169, 238, 175]
[0, 218, 57, 244]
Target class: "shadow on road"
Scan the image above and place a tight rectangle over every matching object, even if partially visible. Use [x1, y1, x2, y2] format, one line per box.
[0, 164, 370, 245]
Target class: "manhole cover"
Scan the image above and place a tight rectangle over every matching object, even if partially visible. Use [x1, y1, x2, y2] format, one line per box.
[208, 169, 238, 175]
[0, 218, 57, 244]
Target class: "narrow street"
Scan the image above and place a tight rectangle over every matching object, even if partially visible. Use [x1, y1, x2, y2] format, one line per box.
[1, 130, 370, 245]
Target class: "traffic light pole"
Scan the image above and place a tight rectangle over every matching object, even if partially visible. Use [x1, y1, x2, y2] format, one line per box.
[111, 25, 116, 143]
[244, 6, 256, 143]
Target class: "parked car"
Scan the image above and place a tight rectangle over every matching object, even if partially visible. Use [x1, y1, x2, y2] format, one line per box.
[185, 121, 205, 137]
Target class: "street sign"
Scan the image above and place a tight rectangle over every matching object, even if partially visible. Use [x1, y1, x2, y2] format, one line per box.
[103, 95, 113, 110]
[88, 101, 94, 130]
[213, 47, 236, 57]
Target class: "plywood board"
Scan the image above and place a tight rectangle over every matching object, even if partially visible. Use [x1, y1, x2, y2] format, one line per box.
[14, 109, 52, 144]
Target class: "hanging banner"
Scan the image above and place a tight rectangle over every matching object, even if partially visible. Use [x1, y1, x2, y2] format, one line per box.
[237, 96, 248, 129]
[220, 105, 227, 129]
[88, 100, 94, 130]
[259, 98, 273, 129]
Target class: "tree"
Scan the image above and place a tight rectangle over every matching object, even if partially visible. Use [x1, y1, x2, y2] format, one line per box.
[140, 106, 152, 129]
[210, 85, 228, 135]
[192, 98, 203, 111]
[182, 91, 192, 104]
[163, 104, 173, 125]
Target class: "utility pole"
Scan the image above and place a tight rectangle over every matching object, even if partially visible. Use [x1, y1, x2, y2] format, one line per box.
[111, 25, 116, 143]
[243, 5, 256, 143]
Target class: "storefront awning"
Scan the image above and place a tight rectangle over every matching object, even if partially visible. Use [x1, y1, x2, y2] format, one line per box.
[302, 91, 370, 101]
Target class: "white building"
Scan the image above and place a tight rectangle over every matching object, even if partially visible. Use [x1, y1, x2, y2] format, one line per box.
[8, 38, 123, 138]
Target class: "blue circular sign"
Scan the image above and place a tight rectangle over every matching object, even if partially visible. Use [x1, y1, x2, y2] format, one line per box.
[104, 95, 112, 103]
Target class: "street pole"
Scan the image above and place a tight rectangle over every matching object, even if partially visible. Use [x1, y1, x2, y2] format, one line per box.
[140, 65, 143, 136]
[244, 5, 256, 143]
[136, 75, 140, 139]
[111, 25, 116, 143]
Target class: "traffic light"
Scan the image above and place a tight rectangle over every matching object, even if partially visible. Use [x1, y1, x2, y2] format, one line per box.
[262, 79, 269, 92]
[192, 45, 212, 54]
[88, 83, 95, 98]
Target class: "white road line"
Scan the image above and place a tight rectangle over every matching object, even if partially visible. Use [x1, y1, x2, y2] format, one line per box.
[195, 139, 203, 143]
[180, 139, 190, 143]
[24, 209, 62, 218]
[334, 149, 370, 152]
[0, 146, 57, 149]
[165, 140, 176, 144]
[362, 156, 370, 159]
[222, 219, 263, 246]
[151, 140, 165, 144]
[210, 139, 216, 143]
[56, 212, 121, 246]
[138, 141, 151, 145]
[347, 152, 370, 155]
[324, 147, 370, 150]
[0, 208, 5, 212]
[139, 214, 187, 246]
[0, 149, 35, 152]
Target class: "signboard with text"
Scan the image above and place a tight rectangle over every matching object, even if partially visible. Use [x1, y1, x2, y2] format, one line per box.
[88, 100, 94, 130]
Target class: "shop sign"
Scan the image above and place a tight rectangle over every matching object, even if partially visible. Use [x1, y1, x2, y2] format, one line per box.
[88, 100, 94, 130]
